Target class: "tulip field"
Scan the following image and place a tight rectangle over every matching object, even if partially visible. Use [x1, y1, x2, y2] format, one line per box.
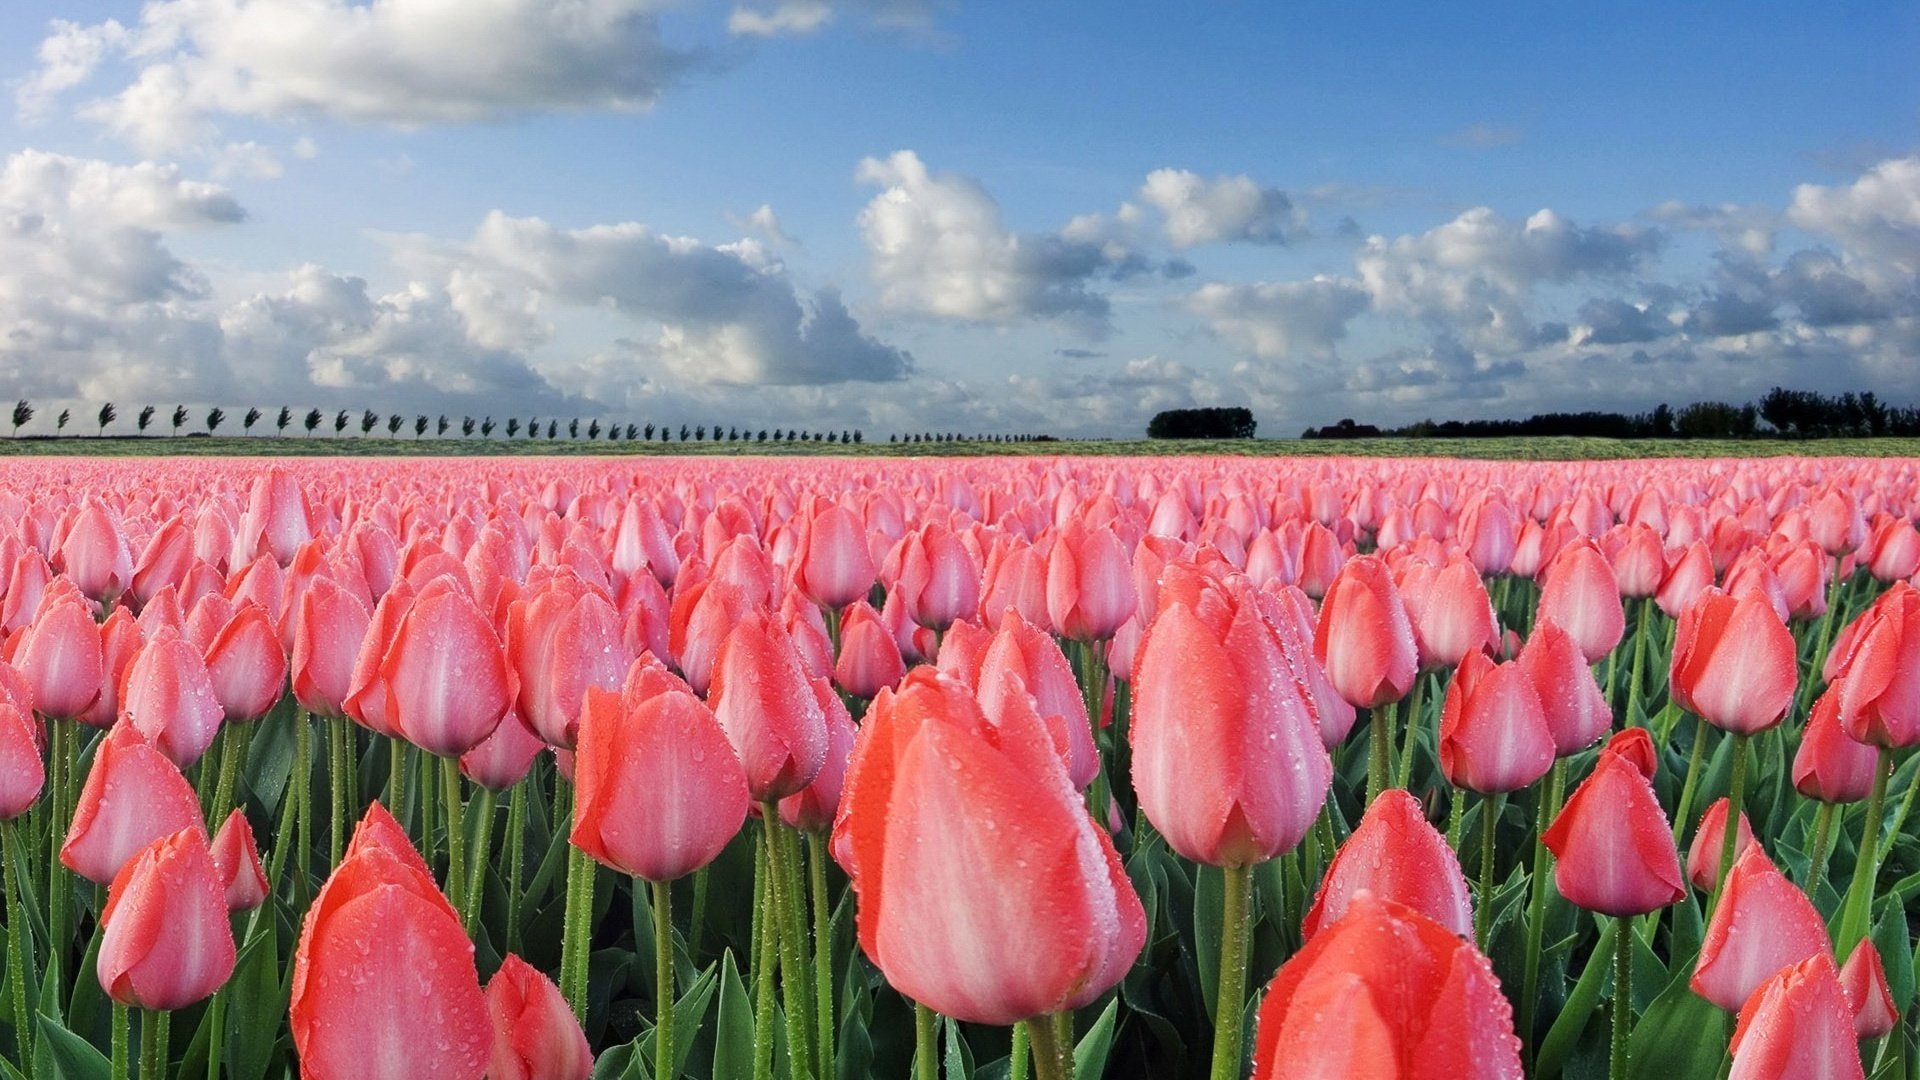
[0, 454, 1919, 1080]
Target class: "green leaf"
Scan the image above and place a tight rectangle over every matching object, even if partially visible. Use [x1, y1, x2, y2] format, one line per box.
[1194, 864, 1224, 1023]
[1625, 971, 1728, 1080]
[33, 1012, 111, 1080]
[711, 950, 755, 1080]
[669, 962, 720, 1080]
[1537, 919, 1617, 1079]
[1871, 901, 1913, 1014]
[942, 1016, 973, 1080]
[226, 924, 286, 1080]
[1073, 998, 1120, 1080]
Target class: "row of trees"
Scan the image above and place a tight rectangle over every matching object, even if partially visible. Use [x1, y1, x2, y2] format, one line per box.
[1304, 387, 1920, 440]
[5, 401, 885, 445]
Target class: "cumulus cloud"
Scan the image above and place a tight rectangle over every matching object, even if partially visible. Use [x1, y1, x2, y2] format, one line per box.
[856, 150, 1126, 331]
[21, 0, 702, 153]
[1186, 277, 1369, 362]
[1787, 156, 1920, 267]
[729, 2, 835, 36]
[1137, 169, 1302, 248]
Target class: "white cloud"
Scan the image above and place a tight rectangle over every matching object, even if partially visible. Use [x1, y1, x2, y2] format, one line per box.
[23, 0, 701, 153]
[1137, 169, 1301, 248]
[729, 204, 796, 247]
[1787, 156, 1920, 268]
[729, 2, 835, 36]
[1186, 277, 1369, 361]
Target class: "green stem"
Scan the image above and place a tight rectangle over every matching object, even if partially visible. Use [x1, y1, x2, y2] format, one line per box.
[1477, 792, 1505, 951]
[505, 780, 526, 955]
[1670, 715, 1709, 846]
[1367, 700, 1396, 805]
[463, 786, 496, 934]
[752, 836, 775, 1080]
[3, 820, 29, 1069]
[560, 840, 596, 1020]
[45, 717, 68, 991]
[1210, 863, 1254, 1080]
[1611, 916, 1632, 1080]
[207, 723, 250, 832]
[1520, 760, 1566, 1065]
[1837, 751, 1894, 959]
[1797, 560, 1845, 721]
[1010, 1022, 1031, 1080]
[914, 1003, 937, 1080]
[387, 737, 407, 826]
[205, 988, 225, 1080]
[1708, 733, 1749, 918]
[1447, 785, 1466, 853]
[329, 717, 348, 868]
[808, 832, 835, 1080]
[293, 712, 311, 906]
[1395, 674, 1426, 790]
[1026, 1012, 1072, 1080]
[139, 1009, 167, 1080]
[691, 867, 710, 961]
[762, 805, 814, 1080]
[653, 877, 676, 1080]
[263, 745, 299, 900]
[1805, 801, 1839, 903]
[441, 757, 465, 920]
[112, 1002, 128, 1080]
[1079, 642, 1111, 827]
[418, 747, 437, 867]
[1625, 599, 1652, 723]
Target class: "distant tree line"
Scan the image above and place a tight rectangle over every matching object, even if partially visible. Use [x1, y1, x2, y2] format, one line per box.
[1147, 407, 1258, 440]
[1303, 388, 1920, 440]
[887, 433, 1054, 444]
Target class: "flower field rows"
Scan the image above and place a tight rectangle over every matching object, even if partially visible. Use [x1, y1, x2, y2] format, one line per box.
[0, 454, 1915, 1078]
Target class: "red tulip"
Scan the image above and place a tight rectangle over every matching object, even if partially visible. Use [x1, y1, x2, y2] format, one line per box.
[1670, 589, 1798, 734]
[980, 540, 1050, 630]
[893, 523, 979, 632]
[797, 503, 877, 611]
[1046, 520, 1136, 641]
[708, 609, 828, 802]
[210, 808, 268, 912]
[17, 581, 103, 719]
[834, 600, 906, 699]
[1515, 621, 1610, 756]
[1536, 539, 1624, 662]
[61, 503, 133, 604]
[486, 954, 594, 1080]
[1866, 520, 1920, 583]
[1728, 956, 1864, 1080]
[779, 677, 856, 832]
[1439, 651, 1555, 795]
[1407, 554, 1499, 670]
[1655, 540, 1716, 619]
[1809, 488, 1865, 557]
[978, 610, 1096, 790]
[97, 827, 235, 1009]
[291, 574, 371, 718]
[202, 600, 287, 723]
[131, 517, 195, 609]
[571, 684, 749, 881]
[1604, 726, 1659, 780]
[1251, 892, 1524, 1078]
[342, 579, 416, 739]
[290, 802, 491, 1080]
[834, 669, 1145, 1025]
[1834, 584, 1920, 747]
[121, 628, 225, 769]
[1685, 798, 1761, 891]
[61, 720, 206, 885]
[1302, 789, 1473, 940]
[1692, 845, 1832, 1011]
[1132, 577, 1332, 865]
[1840, 940, 1898, 1039]
[79, 606, 141, 731]
[0, 702, 44, 820]
[1542, 746, 1684, 916]
[507, 572, 630, 749]
[1313, 555, 1417, 708]
[372, 576, 512, 757]
[1794, 681, 1880, 803]
[1608, 524, 1667, 598]
[244, 467, 315, 566]
[460, 708, 545, 792]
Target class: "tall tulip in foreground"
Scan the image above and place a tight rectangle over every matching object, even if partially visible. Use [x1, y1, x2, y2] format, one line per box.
[1130, 572, 1331, 1080]
[836, 669, 1145, 1080]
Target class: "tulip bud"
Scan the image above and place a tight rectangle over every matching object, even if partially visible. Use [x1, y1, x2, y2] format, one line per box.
[1302, 790, 1473, 940]
[1542, 748, 1684, 917]
[1729, 957, 1865, 1080]
[97, 828, 235, 1010]
[1692, 845, 1832, 1011]
[62, 721, 206, 886]
[486, 954, 594, 1080]
[210, 808, 268, 913]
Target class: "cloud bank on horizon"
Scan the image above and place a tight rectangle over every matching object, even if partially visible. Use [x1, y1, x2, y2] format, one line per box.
[0, 0, 1916, 438]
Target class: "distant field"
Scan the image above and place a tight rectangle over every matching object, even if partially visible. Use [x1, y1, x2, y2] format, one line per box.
[3, 434, 1920, 459]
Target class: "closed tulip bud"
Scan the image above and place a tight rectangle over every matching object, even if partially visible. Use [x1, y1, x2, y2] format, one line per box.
[1772, 540, 1832, 620]
[780, 678, 856, 832]
[1439, 651, 1555, 795]
[121, 628, 225, 769]
[342, 579, 416, 739]
[834, 601, 906, 699]
[0, 703, 44, 820]
[709, 610, 828, 802]
[1671, 589, 1798, 734]
[291, 575, 371, 718]
[834, 669, 1145, 1025]
[571, 685, 749, 881]
[1608, 524, 1667, 598]
[202, 600, 286, 722]
[979, 610, 1096, 789]
[18, 582, 104, 719]
[506, 574, 630, 749]
[460, 708, 545, 792]
[1605, 727, 1659, 780]
[1410, 554, 1499, 670]
[1537, 540, 1625, 662]
[291, 804, 492, 1080]
[1516, 621, 1609, 756]
[97, 828, 235, 1010]
[1655, 540, 1716, 619]
[1132, 579, 1332, 866]
[978, 541, 1049, 630]
[79, 606, 141, 731]
[1809, 489, 1865, 557]
[1867, 521, 1920, 583]
[1251, 892, 1524, 1078]
[894, 524, 979, 631]
[1313, 555, 1417, 708]
[1793, 682, 1880, 803]
[1686, 798, 1760, 891]
[1728, 957, 1865, 1080]
[131, 517, 194, 609]
[1302, 790, 1473, 940]
[486, 954, 594, 1080]
[1692, 845, 1832, 1011]
[933, 618, 995, 683]
[1835, 584, 1920, 747]
[61, 504, 133, 604]
[1840, 940, 1898, 1038]
[244, 467, 314, 567]
[797, 504, 877, 611]
[210, 808, 268, 912]
[1542, 748, 1685, 916]
[1257, 585, 1356, 748]
[376, 576, 512, 757]
[62, 721, 206, 885]
[1046, 521, 1136, 641]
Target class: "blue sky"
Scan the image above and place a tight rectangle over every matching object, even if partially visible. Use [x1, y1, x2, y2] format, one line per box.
[0, 1, 1915, 437]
